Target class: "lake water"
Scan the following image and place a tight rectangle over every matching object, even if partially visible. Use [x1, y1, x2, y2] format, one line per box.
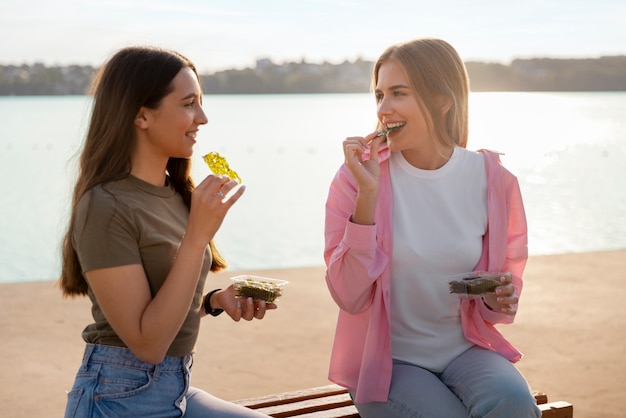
[1, 92, 625, 283]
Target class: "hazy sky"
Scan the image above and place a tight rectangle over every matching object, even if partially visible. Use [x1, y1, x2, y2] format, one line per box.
[2, 0, 625, 73]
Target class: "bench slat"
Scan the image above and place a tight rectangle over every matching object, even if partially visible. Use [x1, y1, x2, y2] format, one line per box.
[292, 405, 360, 418]
[235, 385, 348, 409]
[538, 401, 574, 418]
[533, 391, 548, 405]
[234, 384, 573, 418]
[250, 393, 354, 417]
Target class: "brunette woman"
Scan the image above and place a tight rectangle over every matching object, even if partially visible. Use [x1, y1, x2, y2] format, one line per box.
[60, 46, 273, 417]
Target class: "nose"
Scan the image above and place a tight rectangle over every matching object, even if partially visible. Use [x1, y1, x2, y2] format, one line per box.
[196, 105, 208, 125]
[377, 96, 392, 118]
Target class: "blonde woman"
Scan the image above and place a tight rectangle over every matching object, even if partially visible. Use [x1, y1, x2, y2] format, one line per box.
[324, 38, 541, 417]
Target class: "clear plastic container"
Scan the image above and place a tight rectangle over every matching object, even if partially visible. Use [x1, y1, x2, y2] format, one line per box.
[448, 271, 510, 298]
[230, 275, 289, 302]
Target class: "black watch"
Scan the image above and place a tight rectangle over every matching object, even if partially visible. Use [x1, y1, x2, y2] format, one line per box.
[204, 289, 224, 317]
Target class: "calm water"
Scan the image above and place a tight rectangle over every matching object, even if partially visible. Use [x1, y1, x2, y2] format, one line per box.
[1, 92, 625, 283]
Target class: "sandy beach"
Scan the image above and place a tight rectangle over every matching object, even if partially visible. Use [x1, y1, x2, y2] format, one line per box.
[1, 250, 624, 417]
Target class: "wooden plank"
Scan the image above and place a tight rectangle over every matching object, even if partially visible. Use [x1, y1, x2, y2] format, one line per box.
[533, 391, 548, 405]
[245, 393, 354, 417]
[235, 384, 573, 418]
[234, 385, 348, 409]
[538, 401, 574, 418]
[293, 405, 360, 418]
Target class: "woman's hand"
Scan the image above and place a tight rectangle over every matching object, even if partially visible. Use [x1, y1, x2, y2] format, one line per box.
[343, 132, 384, 192]
[343, 132, 385, 225]
[482, 273, 518, 315]
[185, 174, 245, 247]
[211, 285, 278, 321]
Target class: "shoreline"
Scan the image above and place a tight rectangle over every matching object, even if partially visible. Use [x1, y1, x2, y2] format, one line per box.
[1, 250, 624, 417]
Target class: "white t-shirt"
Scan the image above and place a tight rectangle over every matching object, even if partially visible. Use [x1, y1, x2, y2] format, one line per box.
[389, 146, 488, 372]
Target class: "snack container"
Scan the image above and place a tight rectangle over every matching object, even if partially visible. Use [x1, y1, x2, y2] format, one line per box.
[230, 275, 288, 302]
[448, 271, 510, 298]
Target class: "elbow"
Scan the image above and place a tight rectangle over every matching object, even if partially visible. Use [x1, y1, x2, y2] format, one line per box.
[338, 302, 370, 315]
[328, 285, 374, 315]
[127, 343, 168, 365]
[137, 352, 167, 365]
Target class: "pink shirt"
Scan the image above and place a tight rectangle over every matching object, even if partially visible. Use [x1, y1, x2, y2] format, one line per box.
[323, 147, 528, 403]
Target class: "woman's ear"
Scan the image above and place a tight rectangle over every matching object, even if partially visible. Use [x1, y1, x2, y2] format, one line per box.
[134, 108, 149, 129]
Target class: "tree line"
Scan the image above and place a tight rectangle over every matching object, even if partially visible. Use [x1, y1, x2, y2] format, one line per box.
[1, 56, 625, 96]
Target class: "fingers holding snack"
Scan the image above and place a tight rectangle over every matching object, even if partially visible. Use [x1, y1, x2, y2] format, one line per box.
[449, 271, 518, 316]
[485, 273, 518, 315]
[201, 151, 244, 204]
[185, 175, 244, 247]
[212, 283, 279, 322]
[240, 297, 275, 321]
[343, 132, 381, 166]
[193, 174, 243, 210]
[212, 176, 242, 202]
[343, 132, 383, 191]
[493, 276, 519, 312]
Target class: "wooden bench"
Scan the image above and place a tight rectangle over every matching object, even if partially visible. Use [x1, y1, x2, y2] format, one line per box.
[234, 383, 573, 417]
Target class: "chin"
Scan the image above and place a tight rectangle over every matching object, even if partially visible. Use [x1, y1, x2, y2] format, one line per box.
[385, 140, 399, 152]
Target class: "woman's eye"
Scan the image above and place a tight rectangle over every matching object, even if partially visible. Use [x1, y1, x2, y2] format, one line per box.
[185, 101, 195, 107]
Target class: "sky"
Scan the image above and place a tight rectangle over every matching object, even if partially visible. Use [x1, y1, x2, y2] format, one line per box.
[2, 0, 625, 74]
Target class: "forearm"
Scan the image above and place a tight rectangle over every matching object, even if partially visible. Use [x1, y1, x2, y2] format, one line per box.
[325, 220, 385, 313]
[138, 236, 207, 359]
[325, 165, 384, 311]
[351, 189, 377, 225]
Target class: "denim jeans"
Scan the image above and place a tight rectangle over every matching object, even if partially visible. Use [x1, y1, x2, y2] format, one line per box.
[351, 346, 542, 418]
[64, 344, 269, 417]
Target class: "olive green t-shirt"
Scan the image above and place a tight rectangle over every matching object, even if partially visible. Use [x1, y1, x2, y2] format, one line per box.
[72, 175, 211, 357]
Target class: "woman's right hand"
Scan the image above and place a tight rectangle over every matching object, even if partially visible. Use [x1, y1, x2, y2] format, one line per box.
[343, 132, 384, 191]
[343, 132, 384, 225]
[186, 174, 245, 247]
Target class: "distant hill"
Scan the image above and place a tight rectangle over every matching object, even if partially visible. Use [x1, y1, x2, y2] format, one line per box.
[466, 56, 626, 91]
[1, 56, 625, 95]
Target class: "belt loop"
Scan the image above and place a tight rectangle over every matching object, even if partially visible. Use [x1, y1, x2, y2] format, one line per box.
[80, 344, 96, 371]
[152, 362, 161, 380]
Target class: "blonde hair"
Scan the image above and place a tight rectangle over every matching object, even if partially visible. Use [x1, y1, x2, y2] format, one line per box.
[373, 38, 469, 149]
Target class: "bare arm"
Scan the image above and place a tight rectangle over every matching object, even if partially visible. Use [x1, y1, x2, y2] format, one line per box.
[86, 175, 244, 364]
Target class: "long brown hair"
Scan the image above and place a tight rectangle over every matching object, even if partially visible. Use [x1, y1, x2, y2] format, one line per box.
[59, 46, 227, 297]
[373, 38, 469, 149]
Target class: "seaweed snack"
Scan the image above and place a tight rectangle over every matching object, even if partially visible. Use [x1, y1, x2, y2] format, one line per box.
[448, 272, 508, 298]
[203, 152, 242, 183]
[376, 124, 403, 137]
[230, 275, 289, 303]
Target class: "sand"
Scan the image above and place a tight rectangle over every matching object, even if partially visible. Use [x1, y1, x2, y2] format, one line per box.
[1, 250, 624, 417]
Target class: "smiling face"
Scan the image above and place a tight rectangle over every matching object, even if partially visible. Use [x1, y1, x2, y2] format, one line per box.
[375, 59, 437, 162]
[136, 67, 208, 161]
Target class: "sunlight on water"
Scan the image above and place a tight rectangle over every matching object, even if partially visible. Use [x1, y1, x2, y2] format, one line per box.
[1, 93, 625, 282]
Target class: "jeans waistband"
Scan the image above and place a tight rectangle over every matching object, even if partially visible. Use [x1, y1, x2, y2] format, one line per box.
[82, 343, 192, 372]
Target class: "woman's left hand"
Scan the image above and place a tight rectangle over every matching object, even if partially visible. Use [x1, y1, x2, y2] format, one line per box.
[211, 285, 278, 321]
[482, 273, 518, 315]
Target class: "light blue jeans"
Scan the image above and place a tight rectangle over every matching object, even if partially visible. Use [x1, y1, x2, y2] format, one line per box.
[351, 346, 541, 418]
[64, 344, 269, 417]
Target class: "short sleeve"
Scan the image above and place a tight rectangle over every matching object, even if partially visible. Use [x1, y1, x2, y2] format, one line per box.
[72, 187, 142, 273]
